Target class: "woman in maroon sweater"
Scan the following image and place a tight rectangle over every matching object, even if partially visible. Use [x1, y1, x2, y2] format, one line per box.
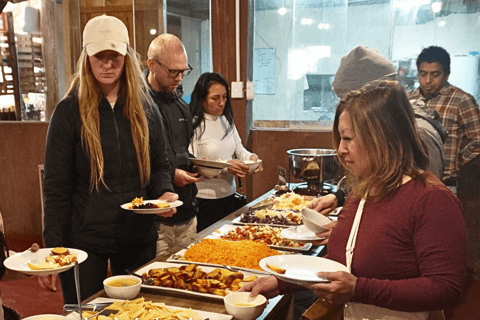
[242, 80, 465, 319]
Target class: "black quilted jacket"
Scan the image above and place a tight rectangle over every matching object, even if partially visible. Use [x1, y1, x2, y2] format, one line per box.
[43, 91, 174, 253]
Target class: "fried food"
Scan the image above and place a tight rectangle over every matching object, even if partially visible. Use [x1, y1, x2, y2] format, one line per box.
[81, 297, 203, 320]
[28, 247, 77, 270]
[51, 247, 69, 255]
[267, 263, 286, 274]
[142, 263, 258, 297]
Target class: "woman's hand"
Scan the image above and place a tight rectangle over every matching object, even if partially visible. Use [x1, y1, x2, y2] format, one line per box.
[250, 155, 263, 173]
[302, 271, 356, 305]
[311, 221, 337, 246]
[38, 274, 58, 291]
[227, 159, 249, 178]
[31, 243, 58, 291]
[239, 275, 283, 299]
[156, 192, 179, 217]
[307, 194, 338, 216]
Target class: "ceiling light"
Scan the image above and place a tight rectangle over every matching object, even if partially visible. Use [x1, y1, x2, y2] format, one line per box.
[301, 18, 313, 25]
[149, 29, 157, 35]
[278, 7, 287, 15]
[432, 2, 442, 13]
[438, 20, 446, 27]
[324, 23, 330, 29]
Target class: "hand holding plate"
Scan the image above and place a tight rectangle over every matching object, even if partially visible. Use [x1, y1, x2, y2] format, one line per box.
[302, 271, 356, 305]
[311, 221, 337, 246]
[156, 192, 179, 217]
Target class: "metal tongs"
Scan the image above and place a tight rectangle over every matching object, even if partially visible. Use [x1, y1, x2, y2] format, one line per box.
[63, 302, 113, 312]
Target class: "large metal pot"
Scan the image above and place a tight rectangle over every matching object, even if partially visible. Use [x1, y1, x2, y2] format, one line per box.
[287, 148, 340, 184]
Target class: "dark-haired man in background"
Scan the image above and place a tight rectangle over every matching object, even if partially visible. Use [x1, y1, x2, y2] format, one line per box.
[407, 46, 480, 193]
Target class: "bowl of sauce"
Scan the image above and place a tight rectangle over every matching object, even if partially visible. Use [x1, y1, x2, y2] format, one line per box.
[103, 275, 141, 299]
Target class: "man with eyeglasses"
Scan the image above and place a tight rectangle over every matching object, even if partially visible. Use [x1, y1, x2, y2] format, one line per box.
[146, 34, 200, 257]
[407, 46, 480, 193]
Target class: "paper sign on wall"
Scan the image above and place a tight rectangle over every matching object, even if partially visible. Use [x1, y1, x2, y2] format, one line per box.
[254, 48, 276, 95]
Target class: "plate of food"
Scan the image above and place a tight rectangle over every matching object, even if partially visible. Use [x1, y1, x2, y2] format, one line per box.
[4, 247, 88, 276]
[280, 225, 324, 243]
[207, 224, 312, 251]
[259, 255, 350, 285]
[189, 158, 233, 169]
[71, 297, 232, 320]
[167, 239, 288, 273]
[135, 261, 265, 300]
[121, 197, 182, 214]
[270, 192, 316, 211]
[23, 315, 67, 320]
[232, 208, 303, 227]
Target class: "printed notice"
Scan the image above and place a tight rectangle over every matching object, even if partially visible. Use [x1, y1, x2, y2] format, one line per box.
[254, 48, 276, 95]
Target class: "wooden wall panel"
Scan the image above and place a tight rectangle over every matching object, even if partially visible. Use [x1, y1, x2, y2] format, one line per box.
[0, 122, 49, 251]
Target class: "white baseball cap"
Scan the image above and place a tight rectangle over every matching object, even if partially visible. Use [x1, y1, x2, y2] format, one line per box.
[83, 15, 129, 56]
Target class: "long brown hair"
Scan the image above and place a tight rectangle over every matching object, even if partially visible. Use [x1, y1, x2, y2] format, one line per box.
[66, 46, 153, 191]
[333, 80, 429, 201]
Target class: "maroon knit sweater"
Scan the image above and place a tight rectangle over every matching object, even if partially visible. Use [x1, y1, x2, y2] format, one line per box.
[327, 171, 466, 312]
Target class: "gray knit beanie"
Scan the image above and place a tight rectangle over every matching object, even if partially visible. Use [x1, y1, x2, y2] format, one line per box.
[332, 46, 396, 98]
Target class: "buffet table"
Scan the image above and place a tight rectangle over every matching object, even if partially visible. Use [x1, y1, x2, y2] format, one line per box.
[74, 189, 327, 320]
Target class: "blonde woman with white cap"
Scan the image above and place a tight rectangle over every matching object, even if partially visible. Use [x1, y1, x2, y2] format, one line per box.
[43, 15, 178, 303]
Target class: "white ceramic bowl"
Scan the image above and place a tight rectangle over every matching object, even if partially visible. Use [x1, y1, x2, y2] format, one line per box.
[301, 207, 332, 233]
[196, 165, 223, 178]
[243, 159, 262, 172]
[103, 275, 141, 300]
[23, 316, 66, 320]
[224, 292, 267, 320]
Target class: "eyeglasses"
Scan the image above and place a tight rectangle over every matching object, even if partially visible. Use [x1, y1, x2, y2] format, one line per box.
[151, 58, 193, 78]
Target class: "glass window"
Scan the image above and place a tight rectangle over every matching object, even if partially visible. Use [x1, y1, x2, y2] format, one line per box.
[166, 0, 212, 100]
[0, 0, 45, 121]
[252, 0, 480, 129]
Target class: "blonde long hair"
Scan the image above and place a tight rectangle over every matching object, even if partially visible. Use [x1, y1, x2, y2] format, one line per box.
[333, 80, 428, 201]
[66, 46, 153, 191]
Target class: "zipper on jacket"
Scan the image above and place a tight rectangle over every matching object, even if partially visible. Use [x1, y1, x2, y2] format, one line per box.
[112, 107, 124, 200]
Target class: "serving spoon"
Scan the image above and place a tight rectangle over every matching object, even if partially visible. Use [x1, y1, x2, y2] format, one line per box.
[125, 268, 155, 285]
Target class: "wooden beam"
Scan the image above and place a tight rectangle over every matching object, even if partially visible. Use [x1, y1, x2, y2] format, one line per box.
[42, 0, 59, 121]
[6, 12, 23, 120]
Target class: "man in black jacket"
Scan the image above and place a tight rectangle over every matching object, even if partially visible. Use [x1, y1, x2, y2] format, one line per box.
[146, 34, 201, 256]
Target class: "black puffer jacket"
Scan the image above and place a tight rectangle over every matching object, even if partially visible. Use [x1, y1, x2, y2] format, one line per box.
[43, 92, 174, 253]
[147, 72, 198, 224]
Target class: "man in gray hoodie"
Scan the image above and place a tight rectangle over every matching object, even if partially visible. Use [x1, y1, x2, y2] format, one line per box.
[309, 45, 447, 216]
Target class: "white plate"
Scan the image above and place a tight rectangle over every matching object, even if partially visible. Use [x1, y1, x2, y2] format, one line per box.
[135, 261, 266, 300]
[206, 224, 312, 252]
[231, 210, 302, 228]
[121, 199, 183, 214]
[24, 315, 67, 320]
[189, 158, 233, 169]
[280, 225, 324, 243]
[67, 297, 233, 320]
[4, 248, 88, 276]
[167, 249, 271, 275]
[24, 315, 66, 320]
[259, 255, 350, 285]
